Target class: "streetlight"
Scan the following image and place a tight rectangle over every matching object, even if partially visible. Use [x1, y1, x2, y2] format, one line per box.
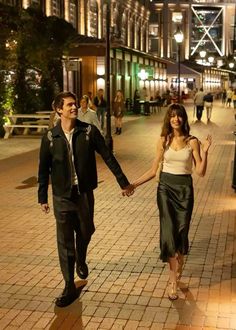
[229, 62, 235, 86]
[208, 56, 214, 90]
[105, 0, 113, 152]
[199, 50, 206, 88]
[174, 27, 184, 103]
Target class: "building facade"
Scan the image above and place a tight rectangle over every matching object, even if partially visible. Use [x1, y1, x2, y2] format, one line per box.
[0, 0, 169, 102]
[149, 0, 235, 90]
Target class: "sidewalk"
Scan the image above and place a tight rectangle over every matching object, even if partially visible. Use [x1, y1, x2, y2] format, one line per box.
[0, 101, 235, 330]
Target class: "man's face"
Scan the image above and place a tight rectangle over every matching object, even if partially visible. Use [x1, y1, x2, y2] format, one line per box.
[57, 97, 78, 120]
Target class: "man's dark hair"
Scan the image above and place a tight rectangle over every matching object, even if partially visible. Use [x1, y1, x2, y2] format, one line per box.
[52, 92, 77, 113]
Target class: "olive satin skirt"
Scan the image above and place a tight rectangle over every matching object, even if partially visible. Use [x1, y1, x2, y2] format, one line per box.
[157, 172, 194, 262]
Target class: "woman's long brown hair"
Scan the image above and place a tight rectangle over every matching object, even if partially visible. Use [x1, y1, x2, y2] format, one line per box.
[161, 104, 190, 144]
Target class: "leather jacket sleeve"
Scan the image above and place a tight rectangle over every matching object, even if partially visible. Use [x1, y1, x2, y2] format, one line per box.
[38, 133, 52, 204]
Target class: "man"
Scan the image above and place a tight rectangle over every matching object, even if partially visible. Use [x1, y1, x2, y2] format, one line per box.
[226, 88, 233, 108]
[38, 92, 133, 307]
[203, 92, 213, 121]
[78, 95, 102, 134]
[194, 87, 205, 121]
[140, 86, 150, 115]
[93, 89, 107, 131]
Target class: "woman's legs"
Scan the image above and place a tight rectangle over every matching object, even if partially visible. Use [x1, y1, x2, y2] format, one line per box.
[176, 252, 184, 280]
[115, 117, 122, 134]
[168, 255, 178, 300]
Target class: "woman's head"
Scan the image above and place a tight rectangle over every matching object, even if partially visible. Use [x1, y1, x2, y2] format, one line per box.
[80, 95, 89, 109]
[161, 103, 190, 138]
[115, 90, 124, 101]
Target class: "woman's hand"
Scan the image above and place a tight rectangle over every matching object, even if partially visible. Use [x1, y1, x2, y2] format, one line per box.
[41, 203, 50, 214]
[122, 184, 135, 197]
[201, 135, 212, 153]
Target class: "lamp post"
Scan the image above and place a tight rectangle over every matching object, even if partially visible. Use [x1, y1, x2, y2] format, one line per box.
[229, 62, 235, 87]
[174, 27, 184, 103]
[105, 0, 113, 152]
[208, 56, 214, 91]
[199, 50, 206, 88]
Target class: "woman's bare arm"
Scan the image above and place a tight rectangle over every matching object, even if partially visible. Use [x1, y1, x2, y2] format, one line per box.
[191, 135, 212, 177]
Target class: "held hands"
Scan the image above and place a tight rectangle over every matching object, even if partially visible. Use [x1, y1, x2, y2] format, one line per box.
[201, 135, 212, 153]
[122, 184, 135, 197]
[41, 203, 50, 214]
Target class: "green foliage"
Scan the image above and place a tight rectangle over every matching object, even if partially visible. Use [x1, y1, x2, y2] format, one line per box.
[0, 4, 78, 134]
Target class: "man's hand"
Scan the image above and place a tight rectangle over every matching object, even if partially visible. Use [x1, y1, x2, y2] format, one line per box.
[41, 203, 50, 214]
[122, 184, 135, 197]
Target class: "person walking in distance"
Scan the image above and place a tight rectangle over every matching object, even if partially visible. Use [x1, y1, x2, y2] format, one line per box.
[94, 89, 107, 131]
[226, 88, 233, 108]
[113, 90, 125, 135]
[38, 91, 133, 308]
[194, 88, 205, 121]
[233, 89, 236, 109]
[124, 104, 212, 300]
[203, 91, 213, 121]
[78, 95, 102, 134]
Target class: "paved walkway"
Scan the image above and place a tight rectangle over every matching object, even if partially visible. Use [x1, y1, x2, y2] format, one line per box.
[0, 101, 235, 330]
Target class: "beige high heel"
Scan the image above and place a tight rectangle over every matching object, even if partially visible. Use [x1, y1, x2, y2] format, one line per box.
[168, 281, 178, 300]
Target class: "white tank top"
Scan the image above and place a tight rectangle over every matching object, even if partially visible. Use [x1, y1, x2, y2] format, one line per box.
[162, 145, 193, 175]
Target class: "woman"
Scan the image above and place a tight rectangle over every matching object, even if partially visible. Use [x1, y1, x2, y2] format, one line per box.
[128, 104, 212, 300]
[113, 90, 125, 135]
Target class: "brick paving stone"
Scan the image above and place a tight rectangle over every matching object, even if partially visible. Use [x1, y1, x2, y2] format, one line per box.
[112, 318, 127, 329]
[124, 320, 139, 329]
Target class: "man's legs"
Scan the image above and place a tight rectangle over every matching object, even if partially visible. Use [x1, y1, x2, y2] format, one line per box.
[53, 200, 78, 307]
[74, 191, 95, 279]
[55, 210, 76, 282]
[196, 105, 203, 120]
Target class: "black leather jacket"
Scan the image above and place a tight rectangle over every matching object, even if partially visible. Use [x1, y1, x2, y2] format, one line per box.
[38, 119, 129, 204]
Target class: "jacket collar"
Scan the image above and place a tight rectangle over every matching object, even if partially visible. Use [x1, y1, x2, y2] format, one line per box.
[51, 119, 89, 137]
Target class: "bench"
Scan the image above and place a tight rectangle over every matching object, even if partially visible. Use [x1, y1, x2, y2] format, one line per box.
[4, 124, 49, 139]
[4, 113, 51, 139]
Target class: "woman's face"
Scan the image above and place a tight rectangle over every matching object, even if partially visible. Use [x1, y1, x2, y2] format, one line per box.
[80, 99, 88, 109]
[170, 111, 183, 130]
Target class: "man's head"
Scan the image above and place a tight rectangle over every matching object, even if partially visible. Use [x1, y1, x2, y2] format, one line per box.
[52, 92, 78, 120]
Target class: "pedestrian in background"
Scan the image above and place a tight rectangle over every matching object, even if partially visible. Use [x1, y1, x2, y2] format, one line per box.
[133, 89, 141, 114]
[194, 87, 205, 120]
[38, 91, 133, 308]
[232, 89, 236, 109]
[222, 89, 227, 105]
[226, 88, 233, 108]
[94, 89, 107, 131]
[140, 86, 150, 115]
[203, 91, 213, 121]
[113, 90, 125, 135]
[124, 104, 212, 300]
[78, 95, 102, 134]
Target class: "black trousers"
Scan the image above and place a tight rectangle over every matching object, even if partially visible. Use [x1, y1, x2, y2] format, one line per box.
[196, 105, 204, 120]
[53, 188, 95, 282]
